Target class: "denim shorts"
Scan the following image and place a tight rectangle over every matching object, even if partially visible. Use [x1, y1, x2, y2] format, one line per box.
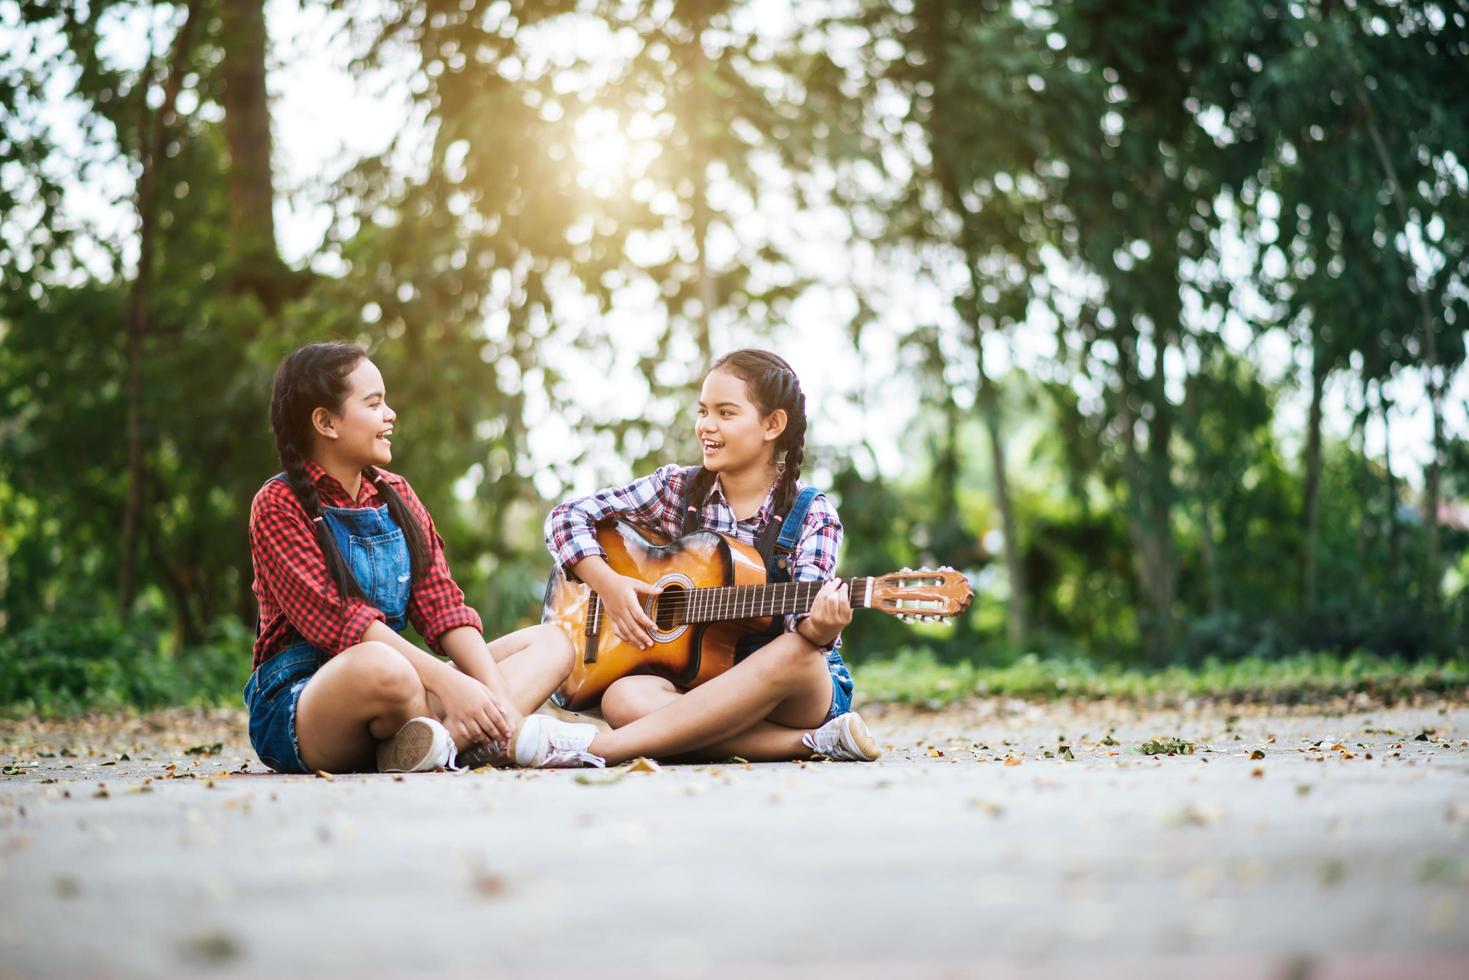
[824, 647, 855, 723]
[243, 642, 328, 774]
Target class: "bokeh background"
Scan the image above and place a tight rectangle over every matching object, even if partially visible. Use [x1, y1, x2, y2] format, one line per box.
[1, 0, 1466, 711]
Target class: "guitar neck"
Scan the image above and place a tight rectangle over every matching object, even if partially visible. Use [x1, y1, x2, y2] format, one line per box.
[667, 578, 874, 626]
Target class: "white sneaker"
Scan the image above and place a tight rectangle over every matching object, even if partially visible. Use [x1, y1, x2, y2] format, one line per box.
[802, 712, 881, 762]
[509, 714, 606, 769]
[377, 717, 456, 773]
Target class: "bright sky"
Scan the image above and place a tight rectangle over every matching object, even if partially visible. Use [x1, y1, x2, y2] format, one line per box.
[5, 0, 1463, 501]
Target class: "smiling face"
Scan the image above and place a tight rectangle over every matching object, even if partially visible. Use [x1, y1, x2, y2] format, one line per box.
[312, 358, 396, 468]
[695, 368, 786, 474]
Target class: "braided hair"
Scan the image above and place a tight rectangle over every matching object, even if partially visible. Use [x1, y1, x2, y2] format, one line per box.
[269, 342, 430, 603]
[683, 349, 808, 533]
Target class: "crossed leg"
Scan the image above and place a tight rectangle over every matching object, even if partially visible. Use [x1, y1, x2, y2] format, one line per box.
[589, 632, 836, 765]
[294, 624, 573, 773]
[295, 641, 434, 773]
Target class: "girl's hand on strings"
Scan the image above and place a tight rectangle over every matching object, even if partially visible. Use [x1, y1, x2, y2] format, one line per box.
[806, 578, 852, 647]
[600, 573, 663, 650]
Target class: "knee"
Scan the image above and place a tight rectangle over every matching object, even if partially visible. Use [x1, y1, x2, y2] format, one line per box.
[748, 633, 821, 687]
[346, 642, 420, 708]
[535, 623, 575, 675]
[601, 678, 655, 728]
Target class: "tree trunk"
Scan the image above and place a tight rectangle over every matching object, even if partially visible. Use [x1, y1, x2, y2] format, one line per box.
[119, 0, 200, 614]
[220, 0, 289, 308]
[976, 341, 1026, 650]
[1350, 47, 1443, 603]
[1116, 327, 1176, 664]
[1380, 388, 1400, 579]
[678, 1, 716, 364]
[1184, 374, 1222, 616]
[1300, 335, 1327, 607]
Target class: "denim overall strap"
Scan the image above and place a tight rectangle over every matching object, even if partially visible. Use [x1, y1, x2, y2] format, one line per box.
[765, 486, 821, 582]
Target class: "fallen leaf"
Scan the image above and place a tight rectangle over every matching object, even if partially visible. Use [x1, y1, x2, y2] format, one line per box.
[472, 871, 508, 898]
[627, 757, 660, 773]
[575, 769, 627, 786]
[179, 932, 241, 965]
[1163, 803, 1223, 827]
[313, 770, 334, 781]
[1137, 737, 1196, 756]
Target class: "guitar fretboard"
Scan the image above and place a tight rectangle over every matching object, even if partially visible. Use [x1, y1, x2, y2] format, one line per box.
[657, 578, 874, 626]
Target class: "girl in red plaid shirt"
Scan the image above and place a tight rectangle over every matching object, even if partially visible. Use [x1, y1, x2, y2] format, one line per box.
[513, 350, 880, 767]
[246, 342, 573, 774]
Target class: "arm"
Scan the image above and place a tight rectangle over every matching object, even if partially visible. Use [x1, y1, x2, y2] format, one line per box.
[544, 463, 687, 581]
[399, 479, 483, 656]
[361, 621, 515, 745]
[437, 625, 523, 730]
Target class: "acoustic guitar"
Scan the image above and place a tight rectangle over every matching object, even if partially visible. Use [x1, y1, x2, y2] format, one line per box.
[542, 519, 974, 710]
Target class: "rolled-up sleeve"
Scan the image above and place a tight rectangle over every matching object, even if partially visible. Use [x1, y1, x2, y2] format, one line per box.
[250, 494, 386, 655]
[398, 482, 483, 653]
[544, 463, 685, 579]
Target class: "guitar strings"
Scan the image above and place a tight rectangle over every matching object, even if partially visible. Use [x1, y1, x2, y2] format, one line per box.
[634, 578, 873, 624]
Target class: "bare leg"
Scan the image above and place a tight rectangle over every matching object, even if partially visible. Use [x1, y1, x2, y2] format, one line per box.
[295, 641, 433, 773]
[481, 624, 574, 718]
[587, 633, 834, 764]
[601, 675, 816, 762]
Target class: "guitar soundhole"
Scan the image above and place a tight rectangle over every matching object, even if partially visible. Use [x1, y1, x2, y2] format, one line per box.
[652, 585, 685, 631]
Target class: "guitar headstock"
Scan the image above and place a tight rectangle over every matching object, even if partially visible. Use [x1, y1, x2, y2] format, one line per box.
[869, 566, 974, 623]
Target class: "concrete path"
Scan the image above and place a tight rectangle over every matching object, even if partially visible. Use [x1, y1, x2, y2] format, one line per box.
[2, 698, 1467, 978]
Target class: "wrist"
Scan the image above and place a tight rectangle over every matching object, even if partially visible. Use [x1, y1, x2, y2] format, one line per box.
[799, 619, 837, 649]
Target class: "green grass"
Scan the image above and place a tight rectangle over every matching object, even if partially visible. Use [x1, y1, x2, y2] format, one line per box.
[852, 648, 1469, 708]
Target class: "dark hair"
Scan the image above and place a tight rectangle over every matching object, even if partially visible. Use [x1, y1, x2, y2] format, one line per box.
[683, 349, 808, 532]
[269, 342, 430, 603]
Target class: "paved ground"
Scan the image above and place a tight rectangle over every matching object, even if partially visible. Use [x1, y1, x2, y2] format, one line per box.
[2, 697, 1468, 978]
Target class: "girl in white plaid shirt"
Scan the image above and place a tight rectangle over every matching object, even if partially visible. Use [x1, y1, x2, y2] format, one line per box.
[513, 350, 880, 767]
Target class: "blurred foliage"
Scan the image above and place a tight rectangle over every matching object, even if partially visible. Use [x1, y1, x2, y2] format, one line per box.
[853, 647, 1469, 708]
[0, 0, 1466, 711]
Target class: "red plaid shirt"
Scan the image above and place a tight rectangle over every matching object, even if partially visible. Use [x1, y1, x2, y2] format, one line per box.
[249, 461, 482, 667]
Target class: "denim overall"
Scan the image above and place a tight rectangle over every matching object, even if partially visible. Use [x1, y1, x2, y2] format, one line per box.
[761, 487, 855, 723]
[685, 480, 855, 723]
[244, 481, 413, 773]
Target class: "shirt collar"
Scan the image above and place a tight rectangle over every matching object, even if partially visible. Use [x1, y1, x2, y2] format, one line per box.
[302, 458, 378, 506]
[708, 467, 785, 525]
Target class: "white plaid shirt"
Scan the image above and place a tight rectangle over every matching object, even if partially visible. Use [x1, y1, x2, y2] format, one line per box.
[545, 463, 848, 655]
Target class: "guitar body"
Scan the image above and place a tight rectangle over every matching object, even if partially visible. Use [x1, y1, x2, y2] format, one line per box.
[543, 521, 775, 711]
